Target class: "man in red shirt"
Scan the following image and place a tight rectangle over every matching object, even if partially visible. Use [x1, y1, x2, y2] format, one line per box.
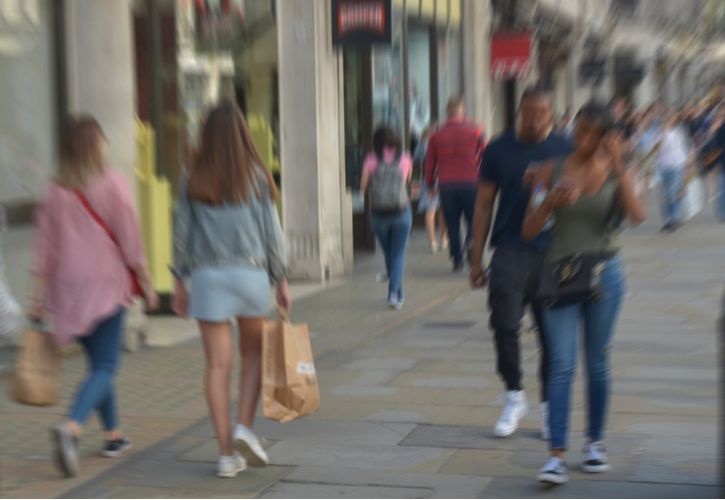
[424, 96, 486, 271]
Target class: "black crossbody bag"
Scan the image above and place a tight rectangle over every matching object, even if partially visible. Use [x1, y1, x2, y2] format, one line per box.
[537, 168, 623, 309]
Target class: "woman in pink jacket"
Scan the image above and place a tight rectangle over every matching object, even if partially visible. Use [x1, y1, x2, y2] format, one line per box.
[29, 116, 158, 477]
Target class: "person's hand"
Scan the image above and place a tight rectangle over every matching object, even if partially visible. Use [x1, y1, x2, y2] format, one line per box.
[469, 264, 487, 290]
[171, 280, 188, 317]
[603, 134, 624, 175]
[545, 178, 580, 209]
[145, 290, 160, 312]
[27, 297, 44, 323]
[276, 279, 292, 314]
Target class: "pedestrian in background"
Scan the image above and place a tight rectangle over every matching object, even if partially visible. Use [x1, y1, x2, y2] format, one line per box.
[29, 116, 158, 477]
[414, 125, 448, 254]
[425, 95, 485, 271]
[360, 126, 413, 310]
[469, 86, 571, 441]
[656, 111, 691, 231]
[522, 102, 646, 485]
[171, 103, 291, 478]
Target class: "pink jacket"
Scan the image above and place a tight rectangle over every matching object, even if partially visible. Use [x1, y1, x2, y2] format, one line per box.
[33, 169, 146, 346]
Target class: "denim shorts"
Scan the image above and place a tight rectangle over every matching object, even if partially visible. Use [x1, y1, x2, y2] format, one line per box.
[190, 265, 272, 321]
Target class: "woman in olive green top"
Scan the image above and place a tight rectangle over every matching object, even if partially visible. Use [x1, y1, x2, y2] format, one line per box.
[522, 103, 646, 485]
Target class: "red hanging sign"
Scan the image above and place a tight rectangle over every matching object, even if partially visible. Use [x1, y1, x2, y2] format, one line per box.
[491, 32, 533, 81]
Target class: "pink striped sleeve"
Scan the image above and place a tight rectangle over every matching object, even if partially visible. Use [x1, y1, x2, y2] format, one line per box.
[109, 173, 147, 269]
[362, 153, 378, 176]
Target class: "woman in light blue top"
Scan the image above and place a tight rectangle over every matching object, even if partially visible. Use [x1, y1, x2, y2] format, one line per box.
[172, 103, 291, 479]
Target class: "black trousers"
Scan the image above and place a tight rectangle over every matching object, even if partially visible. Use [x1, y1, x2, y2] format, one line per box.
[487, 246, 549, 402]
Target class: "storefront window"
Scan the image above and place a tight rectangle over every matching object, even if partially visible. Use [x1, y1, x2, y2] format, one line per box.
[371, 7, 405, 141]
[407, 23, 432, 153]
[175, 0, 279, 183]
[0, 0, 56, 204]
[438, 27, 462, 120]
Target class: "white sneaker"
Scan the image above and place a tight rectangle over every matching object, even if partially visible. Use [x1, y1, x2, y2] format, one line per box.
[217, 454, 246, 478]
[537, 456, 568, 484]
[234, 424, 269, 467]
[540, 402, 550, 441]
[493, 390, 528, 437]
[430, 242, 439, 254]
[376, 272, 388, 283]
[581, 441, 610, 473]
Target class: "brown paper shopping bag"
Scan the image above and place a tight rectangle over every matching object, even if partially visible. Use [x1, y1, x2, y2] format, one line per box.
[262, 310, 320, 423]
[11, 324, 60, 407]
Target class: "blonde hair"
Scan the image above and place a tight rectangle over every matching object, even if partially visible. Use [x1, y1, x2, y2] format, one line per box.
[56, 116, 106, 188]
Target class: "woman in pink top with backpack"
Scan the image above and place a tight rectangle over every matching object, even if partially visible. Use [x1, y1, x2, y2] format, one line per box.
[29, 116, 158, 477]
[360, 126, 412, 310]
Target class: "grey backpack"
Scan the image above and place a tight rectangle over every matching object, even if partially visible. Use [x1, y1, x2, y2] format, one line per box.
[370, 158, 408, 213]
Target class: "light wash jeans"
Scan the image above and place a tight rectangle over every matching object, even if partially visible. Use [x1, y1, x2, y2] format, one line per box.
[69, 308, 126, 430]
[658, 168, 684, 225]
[543, 257, 626, 450]
[370, 207, 412, 301]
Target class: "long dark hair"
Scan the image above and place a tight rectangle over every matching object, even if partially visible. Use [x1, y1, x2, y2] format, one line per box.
[372, 125, 402, 160]
[188, 102, 277, 205]
[576, 102, 614, 137]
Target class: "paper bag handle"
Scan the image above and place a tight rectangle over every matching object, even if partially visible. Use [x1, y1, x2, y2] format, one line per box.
[275, 305, 290, 322]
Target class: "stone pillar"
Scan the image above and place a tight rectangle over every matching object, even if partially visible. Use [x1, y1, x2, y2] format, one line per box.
[65, 0, 137, 190]
[65, 0, 143, 351]
[277, 0, 346, 282]
[462, 0, 493, 132]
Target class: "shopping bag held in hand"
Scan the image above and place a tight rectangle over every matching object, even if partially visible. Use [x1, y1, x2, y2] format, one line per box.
[262, 308, 320, 423]
[11, 321, 61, 407]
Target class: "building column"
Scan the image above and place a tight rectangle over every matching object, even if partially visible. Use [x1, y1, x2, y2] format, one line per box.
[65, 0, 136, 191]
[277, 0, 347, 282]
[462, 0, 493, 132]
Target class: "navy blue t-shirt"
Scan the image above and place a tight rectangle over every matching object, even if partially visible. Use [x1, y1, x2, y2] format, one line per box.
[480, 129, 572, 252]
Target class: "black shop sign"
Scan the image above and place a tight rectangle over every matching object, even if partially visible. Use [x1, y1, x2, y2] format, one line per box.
[331, 0, 392, 47]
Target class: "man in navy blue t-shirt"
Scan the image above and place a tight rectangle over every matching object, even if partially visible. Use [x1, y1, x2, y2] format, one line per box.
[469, 86, 572, 440]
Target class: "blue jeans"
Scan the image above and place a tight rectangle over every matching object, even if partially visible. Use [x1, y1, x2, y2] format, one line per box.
[659, 168, 684, 225]
[439, 185, 477, 265]
[69, 308, 126, 430]
[717, 167, 725, 222]
[543, 258, 626, 450]
[371, 207, 412, 300]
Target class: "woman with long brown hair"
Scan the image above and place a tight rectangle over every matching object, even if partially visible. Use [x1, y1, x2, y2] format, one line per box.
[30, 115, 158, 477]
[171, 102, 290, 478]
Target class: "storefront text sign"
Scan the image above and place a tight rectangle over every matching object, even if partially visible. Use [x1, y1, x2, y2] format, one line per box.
[491, 32, 532, 80]
[332, 0, 392, 46]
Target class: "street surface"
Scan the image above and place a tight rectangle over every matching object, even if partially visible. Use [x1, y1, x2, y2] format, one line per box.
[0, 199, 721, 498]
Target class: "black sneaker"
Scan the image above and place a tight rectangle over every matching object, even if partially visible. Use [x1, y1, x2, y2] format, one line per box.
[452, 260, 465, 272]
[581, 441, 610, 473]
[101, 437, 132, 458]
[51, 423, 80, 477]
[537, 456, 568, 485]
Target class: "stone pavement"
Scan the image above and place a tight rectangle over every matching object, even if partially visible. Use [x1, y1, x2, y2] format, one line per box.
[1, 201, 722, 498]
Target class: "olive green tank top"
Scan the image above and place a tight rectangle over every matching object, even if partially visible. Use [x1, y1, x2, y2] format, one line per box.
[547, 161, 622, 263]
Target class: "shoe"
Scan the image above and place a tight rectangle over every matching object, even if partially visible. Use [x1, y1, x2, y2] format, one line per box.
[387, 295, 403, 311]
[441, 239, 449, 250]
[51, 423, 80, 478]
[101, 436, 132, 458]
[540, 402, 550, 441]
[234, 424, 269, 467]
[581, 441, 610, 473]
[452, 261, 464, 272]
[430, 242, 439, 254]
[493, 390, 528, 437]
[660, 223, 674, 233]
[376, 272, 388, 283]
[537, 456, 568, 485]
[217, 454, 246, 478]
